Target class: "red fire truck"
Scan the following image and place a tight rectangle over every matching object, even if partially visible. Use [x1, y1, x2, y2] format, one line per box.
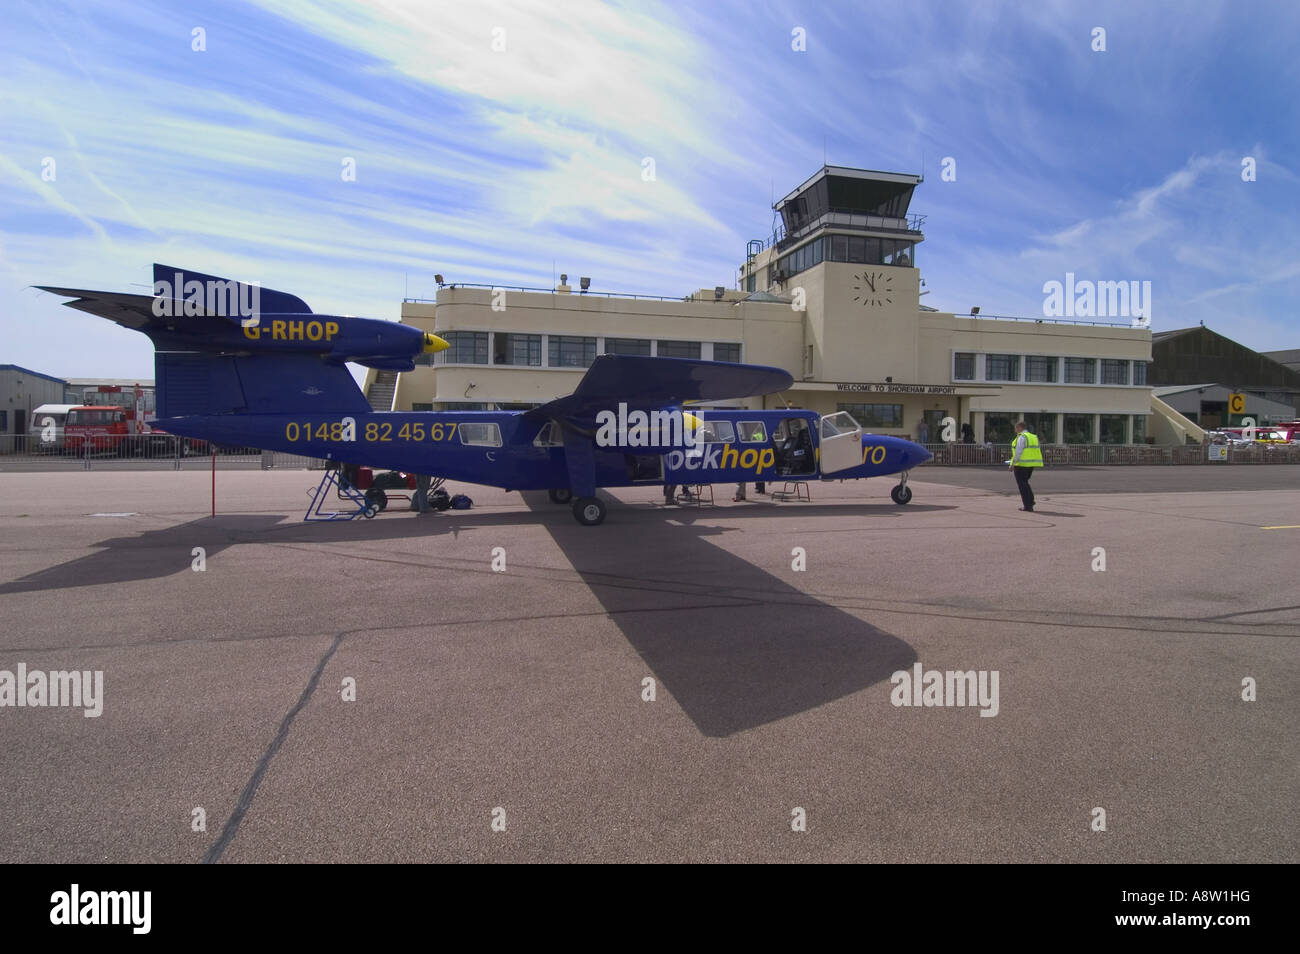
[63, 385, 176, 455]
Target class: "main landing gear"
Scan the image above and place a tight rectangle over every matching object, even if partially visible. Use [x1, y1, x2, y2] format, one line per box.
[572, 497, 607, 526]
[549, 484, 603, 524]
[890, 470, 913, 505]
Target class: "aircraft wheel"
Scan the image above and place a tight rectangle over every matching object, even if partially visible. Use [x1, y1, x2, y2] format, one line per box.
[572, 497, 606, 526]
[365, 488, 388, 512]
[890, 485, 913, 505]
[362, 505, 378, 519]
[548, 487, 573, 505]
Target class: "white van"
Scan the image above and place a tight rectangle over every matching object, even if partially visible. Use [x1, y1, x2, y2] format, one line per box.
[29, 404, 78, 451]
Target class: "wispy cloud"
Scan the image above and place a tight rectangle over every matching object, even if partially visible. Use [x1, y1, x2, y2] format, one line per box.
[1, 0, 1297, 379]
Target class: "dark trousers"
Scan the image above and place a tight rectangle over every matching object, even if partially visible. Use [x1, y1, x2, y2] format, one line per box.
[1013, 467, 1035, 510]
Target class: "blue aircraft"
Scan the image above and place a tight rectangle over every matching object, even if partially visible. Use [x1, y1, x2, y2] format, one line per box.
[40, 265, 932, 525]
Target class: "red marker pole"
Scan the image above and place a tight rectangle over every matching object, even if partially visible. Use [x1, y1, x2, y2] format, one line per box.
[211, 448, 216, 517]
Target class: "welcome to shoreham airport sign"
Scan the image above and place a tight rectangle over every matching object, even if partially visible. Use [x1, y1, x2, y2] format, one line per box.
[835, 382, 962, 394]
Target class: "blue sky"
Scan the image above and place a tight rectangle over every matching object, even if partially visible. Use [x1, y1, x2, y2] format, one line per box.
[2, 0, 1297, 378]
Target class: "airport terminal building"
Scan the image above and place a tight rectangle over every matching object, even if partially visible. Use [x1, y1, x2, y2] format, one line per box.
[380, 165, 1155, 445]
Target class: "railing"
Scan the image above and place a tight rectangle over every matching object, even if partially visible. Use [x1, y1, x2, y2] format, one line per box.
[958, 311, 1138, 328]
[0, 435, 326, 470]
[918, 442, 1300, 465]
[776, 209, 927, 249]
[406, 283, 688, 304]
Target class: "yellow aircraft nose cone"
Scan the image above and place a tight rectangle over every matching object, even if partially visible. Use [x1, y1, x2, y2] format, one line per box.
[422, 332, 450, 353]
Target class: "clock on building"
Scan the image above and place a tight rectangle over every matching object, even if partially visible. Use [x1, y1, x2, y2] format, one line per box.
[852, 270, 893, 308]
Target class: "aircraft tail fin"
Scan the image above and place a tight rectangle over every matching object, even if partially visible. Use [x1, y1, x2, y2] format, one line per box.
[155, 352, 369, 417]
[39, 264, 441, 419]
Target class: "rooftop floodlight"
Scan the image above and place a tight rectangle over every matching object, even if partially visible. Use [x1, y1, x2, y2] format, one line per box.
[580, 277, 591, 291]
[435, 274, 445, 286]
[971, 306, 980, 316]
[560, 273, 568, 284]
[714, 286, 725, 300]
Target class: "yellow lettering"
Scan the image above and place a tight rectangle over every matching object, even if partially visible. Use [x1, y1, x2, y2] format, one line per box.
[720, 445, 739, 469]
[758, 448, 774, 470]
[288, 322, 304, 341]
[272, 320, 286, 340]
[244, 324, 261, 340]
[739, 448, 757, 469]
[306, 321, 322, 341]
[325, 321, 339, 340]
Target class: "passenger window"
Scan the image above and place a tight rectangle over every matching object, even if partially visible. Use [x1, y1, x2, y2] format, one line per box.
[738, 421, 766, 442]
[699, 421, 735, 443]
[533, 421, 563, 447]
[459, 422, 503, 446]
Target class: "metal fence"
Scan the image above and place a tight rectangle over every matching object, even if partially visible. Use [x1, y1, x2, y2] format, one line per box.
[920, 442, 1300, 465]
[0, 435, 325, 471]
[4, 434, 1298, 471]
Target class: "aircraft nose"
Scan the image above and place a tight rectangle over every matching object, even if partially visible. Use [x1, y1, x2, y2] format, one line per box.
[423, 332, 450, 353]
[903, 441, 933, 468]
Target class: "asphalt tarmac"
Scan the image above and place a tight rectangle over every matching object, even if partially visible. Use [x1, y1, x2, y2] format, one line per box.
[0, 468, 1295, 862]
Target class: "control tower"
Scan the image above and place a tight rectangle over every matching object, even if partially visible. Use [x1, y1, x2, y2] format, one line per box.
[740, 166, 926, 383]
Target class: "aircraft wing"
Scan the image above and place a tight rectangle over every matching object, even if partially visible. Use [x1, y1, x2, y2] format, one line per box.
[524, 354, 793, 427]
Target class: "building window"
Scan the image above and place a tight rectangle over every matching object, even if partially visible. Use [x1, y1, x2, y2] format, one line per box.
[604, 337, 651, 356]
[1100, 414, 1127, 444]
[1100, 359, 1129, 385]
[837, 403, 903, 429]
[1132, 361, 1148, 386]
[494, 333, 541, 366]
[548, 335, 596, 368]
[1024, 356, 1058, 383]
[657, 340, 701, 359]
[1064, 414, 1094, 443]
[433, 401, 488, 411]
[439, 331, 488, 364]
[986, 354, 1020, 382]
[1063, 357, 1096, 384]
[713, 343, 741, 363]
[984, 413, 1017, 443]
[953, 353, 975, 380]
[1132, 415, 1147, 443]
[411, 403, 433, 411]
[1021, 413, 1056, 443]
[0, 411, 7, 432]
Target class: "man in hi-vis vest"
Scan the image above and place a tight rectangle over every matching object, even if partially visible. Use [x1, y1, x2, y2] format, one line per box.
[1009, 420, 1043, 512]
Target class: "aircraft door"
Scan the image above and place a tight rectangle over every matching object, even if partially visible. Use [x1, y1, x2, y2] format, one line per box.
[774, 417, 817, 475]
[819, 411, 863, 474]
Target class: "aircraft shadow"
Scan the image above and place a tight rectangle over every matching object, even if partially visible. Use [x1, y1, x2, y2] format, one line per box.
[3, 500, 919, 737]
[524, 492, 918, 737]
[0, 515, 290, 595]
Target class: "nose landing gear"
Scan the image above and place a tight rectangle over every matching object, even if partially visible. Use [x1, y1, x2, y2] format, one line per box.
[890, 470, 913, 505]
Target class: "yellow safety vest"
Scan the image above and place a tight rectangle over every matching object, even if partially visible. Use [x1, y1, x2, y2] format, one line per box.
[1015, 431, 1043, 467]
